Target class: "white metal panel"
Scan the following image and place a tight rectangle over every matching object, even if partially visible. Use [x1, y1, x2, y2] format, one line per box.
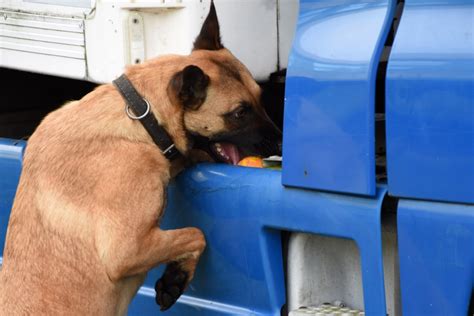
[0, 12, 84, 33]
[0, 37, 84, 58]
[0, 49, 86, 78]
[211, 0, 278, 80]
[0, 0, 297, 82]
[140, 6, 200, 59]
[0, 9, 86, 78]
[83, 1, 127, 82]
[118, 0, 184, 10]
[0, 24, 84, 46]
[25, 0, 93, 8]
[85, 0, 280, 83]
[278, 0, 298, 69]
[0, 0, 94, 17]
[130, 0, 278, 81]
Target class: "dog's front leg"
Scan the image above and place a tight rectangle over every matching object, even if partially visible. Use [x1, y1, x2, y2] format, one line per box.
[152, 227, 206, 311]
[153, 229, 206, 311]
[102, 226, 205, 278]
[99, 226, 205, 309]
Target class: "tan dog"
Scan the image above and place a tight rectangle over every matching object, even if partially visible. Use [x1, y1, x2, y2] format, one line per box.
[0, 2, 281, 315]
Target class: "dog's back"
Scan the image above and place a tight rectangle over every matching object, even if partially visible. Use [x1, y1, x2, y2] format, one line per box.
[0, 92, 153, 314]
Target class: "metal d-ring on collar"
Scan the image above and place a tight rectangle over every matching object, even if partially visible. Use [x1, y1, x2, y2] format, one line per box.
[113, 74, 181, 161]
[125, 98, 150, 120]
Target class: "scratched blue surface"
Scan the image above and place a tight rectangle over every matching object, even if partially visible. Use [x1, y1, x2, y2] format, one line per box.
[386, 0, 474, 203]
[398, 199, 474, 315]
[282, 0, 396, 196]
[129, 165, 388, 315]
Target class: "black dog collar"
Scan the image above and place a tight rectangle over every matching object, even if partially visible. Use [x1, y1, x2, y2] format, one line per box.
[113, 74, 181, 161]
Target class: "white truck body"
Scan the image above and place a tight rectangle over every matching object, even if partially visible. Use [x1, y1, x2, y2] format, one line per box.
[0, 0, 298, 82]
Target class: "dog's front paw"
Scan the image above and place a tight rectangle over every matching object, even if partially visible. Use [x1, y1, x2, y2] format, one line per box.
[155, 262, 188, 311]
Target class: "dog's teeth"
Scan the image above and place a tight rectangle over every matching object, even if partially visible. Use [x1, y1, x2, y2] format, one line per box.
[215, 143, 224, 154]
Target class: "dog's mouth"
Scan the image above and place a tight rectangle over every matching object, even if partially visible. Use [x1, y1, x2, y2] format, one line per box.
[190, 133, 281, 166]
[210, 142, 241, 165]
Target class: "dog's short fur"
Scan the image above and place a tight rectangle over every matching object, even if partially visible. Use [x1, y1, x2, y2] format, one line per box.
[0, 2, 280, 315]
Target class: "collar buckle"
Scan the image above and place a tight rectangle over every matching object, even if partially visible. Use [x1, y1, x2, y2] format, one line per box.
[162, 143, 179, 160]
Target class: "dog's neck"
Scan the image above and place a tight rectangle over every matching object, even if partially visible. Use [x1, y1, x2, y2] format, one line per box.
[124, 67, 191, 160]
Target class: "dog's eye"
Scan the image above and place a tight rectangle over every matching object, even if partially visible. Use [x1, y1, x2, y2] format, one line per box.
[233, 105, 250, 119]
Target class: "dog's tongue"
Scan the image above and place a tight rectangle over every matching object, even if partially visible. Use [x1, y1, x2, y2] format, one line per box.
[218, 142, 240, 165]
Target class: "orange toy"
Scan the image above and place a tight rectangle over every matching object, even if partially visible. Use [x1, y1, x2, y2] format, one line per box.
[238, 156, 264, 168]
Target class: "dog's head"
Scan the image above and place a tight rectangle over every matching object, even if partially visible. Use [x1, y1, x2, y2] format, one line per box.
[167, 2, 282, 164]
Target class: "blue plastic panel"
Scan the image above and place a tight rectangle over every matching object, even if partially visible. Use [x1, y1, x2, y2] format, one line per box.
[129, 165, 388, 316]
[0, 143, 388, 315]
[398, 199, 474, 315]
[282, 0, 396, 196]
[0, 138, 25, 255]
[386, 0, 474, 204]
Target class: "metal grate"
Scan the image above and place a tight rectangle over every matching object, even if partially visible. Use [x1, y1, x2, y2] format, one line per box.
[290, 304, 364, 316]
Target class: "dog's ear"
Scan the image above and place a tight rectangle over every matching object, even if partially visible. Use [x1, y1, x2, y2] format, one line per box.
[168, 65, 210, 111]
[193, 1, 223, 51]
